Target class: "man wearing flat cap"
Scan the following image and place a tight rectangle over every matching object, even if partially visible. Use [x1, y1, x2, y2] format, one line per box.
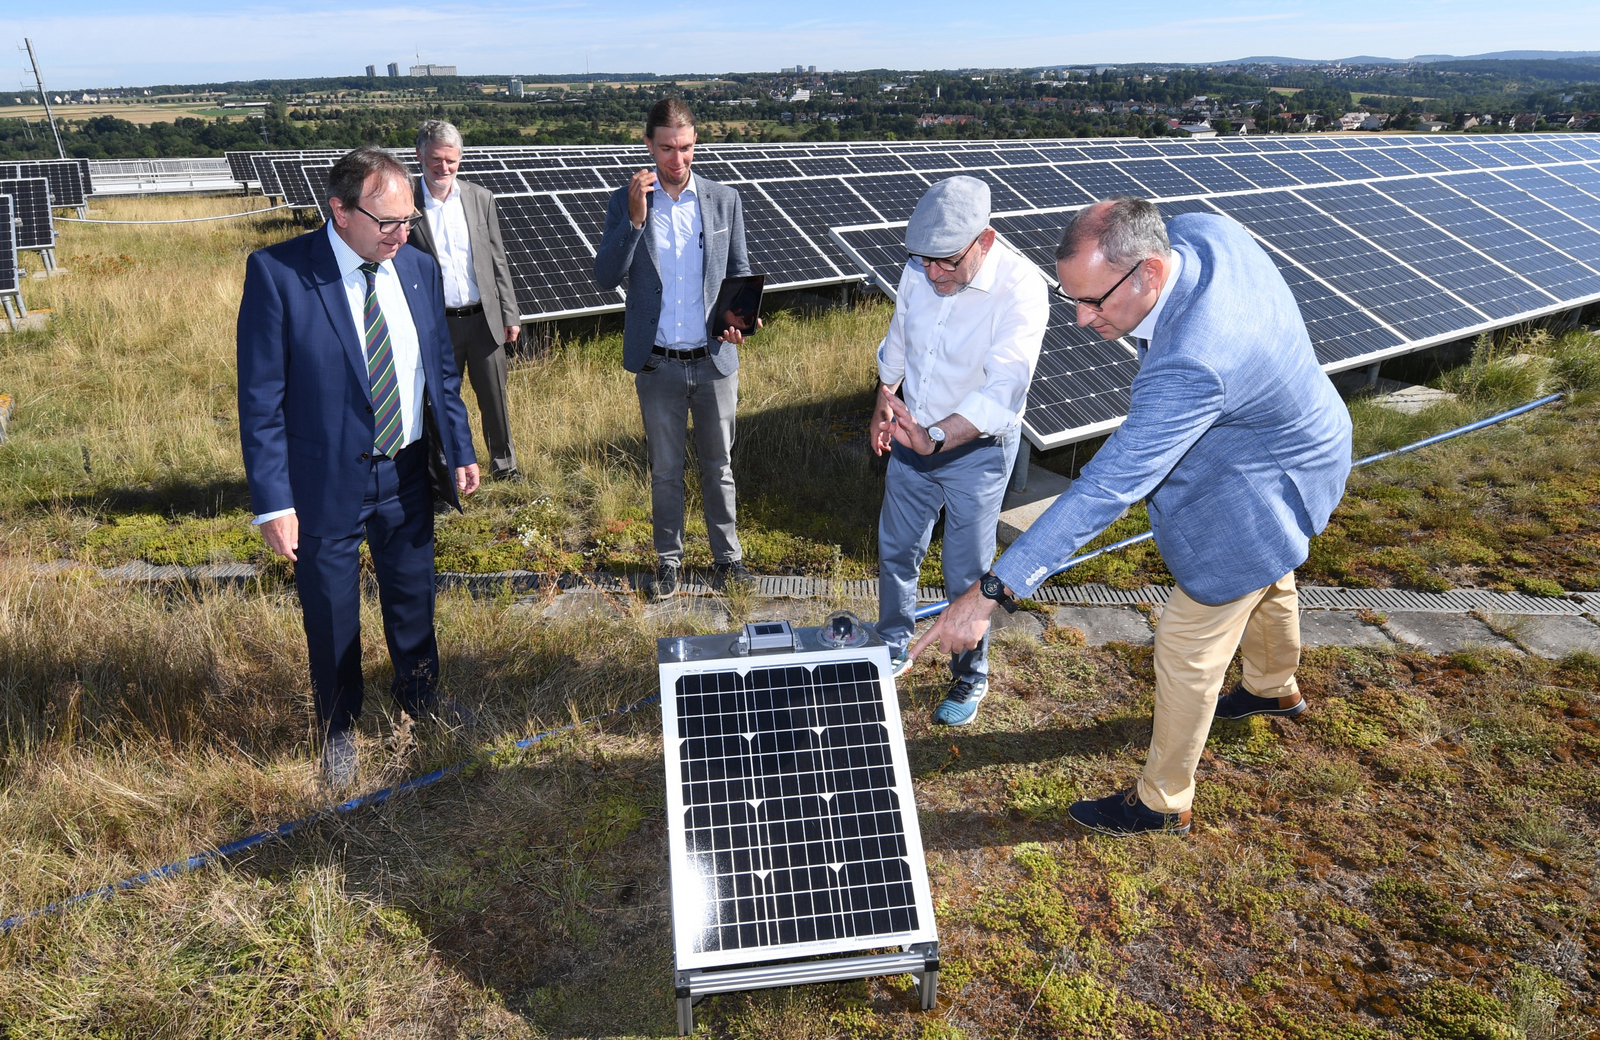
[871, 175, 1048, 726]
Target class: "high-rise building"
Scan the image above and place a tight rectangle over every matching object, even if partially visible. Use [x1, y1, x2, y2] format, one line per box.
[808, 65, 817, 74]
[365, 64, 376, 77]
[387, 62, 400, 77]
[410, 63, 457, 77]
[508, 77, 524, 98]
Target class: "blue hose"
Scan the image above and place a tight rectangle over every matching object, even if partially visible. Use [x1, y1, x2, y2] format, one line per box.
[0, 692, 661, 934]
[914, 391, 1565, 620]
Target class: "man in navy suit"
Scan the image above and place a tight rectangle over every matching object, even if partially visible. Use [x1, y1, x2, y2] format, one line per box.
[238, 147, 480, 787]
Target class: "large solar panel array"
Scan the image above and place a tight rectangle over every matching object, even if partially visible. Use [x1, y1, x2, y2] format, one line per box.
[0, 195, 18, 296]
[659, 629, 938, 973]
[0, 178, 55, 251]
[0, 160, 88, 209]
[239, 135, 1600, 443]
[831, 134, 1600, 446]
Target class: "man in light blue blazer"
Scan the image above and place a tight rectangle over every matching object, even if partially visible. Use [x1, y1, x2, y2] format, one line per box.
[913, 197, 1352, 836]
[594, 99, 755, 599]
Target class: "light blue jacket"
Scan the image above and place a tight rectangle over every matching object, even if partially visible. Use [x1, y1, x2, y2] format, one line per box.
[993, 213, 1353, 606]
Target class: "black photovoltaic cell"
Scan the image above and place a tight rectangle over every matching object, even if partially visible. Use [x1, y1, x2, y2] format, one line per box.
[1507, 168, 1600, 231]
[520, 167, 607, 192]
[793, 157, 859, 176]
[734, 159, 804, 180]
[1385, 147, 1449, 174]
[1376, 178, 1600, 301]
[1059, 163, 1151, 199]
[458, 171, 529, 195]
[226, 151, 259, 183]
[673, 661, 921, 959]
[1301, 183, 1544, 320]
[1441, 172, 1600, 271]
[992, 166, 1093, 208]
[1267, 249, 1404, 365]
[1217, 154, 1300, 188]
[1165, 156, 1257, 194]
[0, 178, 54, 249]
[1114, 159, 1206, 198]
[847, 154, 911, 173]
[845, 173, 930, 221]
[1113, 142, 1165, 160]
[1024, 307, 1141, 435]
[1339, 149, 1412, 179]
[1309, 151, 1384, 181]
[952, 150, 999, 167]
[1211, 191, 1466, 340]
[992, 210, 1071, 269]
[1033, 146, 1088, 163]
[495, 194, 622, 315]
[733, 185, 841, 283]
[273, 159, 319, 207]
[455, 159, 507, 173]
[901, 152, 962, 171]
[922, 169, 1029, 212]
[831, 225, 911, 294]
[0, 196, 15, 294]
[1266, 153, 1342, 186]
[757, 179, 880, 271]
[305, 166, 333, 220]
[688, 161, 741, 183]
[554, 190, 615, 250]
[1465, 142, 1527, 168]
[503, 156, 568, 170]
[0, 161, 88, 208]
[1418, 146, 1478, 172]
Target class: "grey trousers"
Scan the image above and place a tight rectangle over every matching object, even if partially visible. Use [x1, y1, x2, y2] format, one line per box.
[635, 356, 741, 567]
[877, 426, 1019, 681]
[446, 312, 517, 477]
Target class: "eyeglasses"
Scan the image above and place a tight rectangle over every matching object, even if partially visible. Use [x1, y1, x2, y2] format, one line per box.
[908, 236, 980, 273]
[1053, 262, 1143, 309]
[354, 203, 423, 235]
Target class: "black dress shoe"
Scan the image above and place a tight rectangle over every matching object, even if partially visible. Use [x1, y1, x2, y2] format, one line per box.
[1213, 682, 1307, 720]
[1069, 787, 1191, 837]
[492, 468, 525, 484]
[709, 560, 754, 591]
[652, 562, 680, 600]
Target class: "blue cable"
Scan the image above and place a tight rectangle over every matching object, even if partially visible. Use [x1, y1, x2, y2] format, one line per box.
[0, 692, 661, 934]
[914, 392, 1564, 620]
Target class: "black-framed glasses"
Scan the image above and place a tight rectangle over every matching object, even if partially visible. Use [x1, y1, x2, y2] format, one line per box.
[908, 236, 980, 273]
[1053, 262, 1143, 309]
[354, 203, 423, 235]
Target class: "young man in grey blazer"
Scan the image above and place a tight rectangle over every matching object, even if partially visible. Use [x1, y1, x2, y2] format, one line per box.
[410, 120, 524, 481]
[594, 99, 756, 598]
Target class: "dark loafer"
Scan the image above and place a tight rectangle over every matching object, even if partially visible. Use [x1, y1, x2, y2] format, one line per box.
[1213, 682, 1307, 721]
[1069, 787, 1191, 837]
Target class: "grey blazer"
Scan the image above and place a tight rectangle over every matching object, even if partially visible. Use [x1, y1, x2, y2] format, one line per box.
[593, 176, 751, 375]
[409, 177, 521, 343]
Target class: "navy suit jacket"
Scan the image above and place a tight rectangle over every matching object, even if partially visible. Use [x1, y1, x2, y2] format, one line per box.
[237, 227, 477, 538]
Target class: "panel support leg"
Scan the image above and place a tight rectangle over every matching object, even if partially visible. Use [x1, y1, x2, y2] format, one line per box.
[1009, 437, 1031, 495]
[2, 296, 18, 332]
[1364, 362, 1380, 389]
[675, 971, 697, 1036]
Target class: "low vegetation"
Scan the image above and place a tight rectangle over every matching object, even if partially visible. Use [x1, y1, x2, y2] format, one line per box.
[1, 197, 1598, 1037]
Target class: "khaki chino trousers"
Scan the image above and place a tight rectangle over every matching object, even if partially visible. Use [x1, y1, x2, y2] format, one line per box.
[1137, 571, 1301, 815]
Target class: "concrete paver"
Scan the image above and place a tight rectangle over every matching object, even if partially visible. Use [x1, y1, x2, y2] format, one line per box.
[1499, 614, 1600, 658]
[1051, 606, 1154, 646]
[1381, 612, 1519, 654]
[1299, 610, 1394, 648]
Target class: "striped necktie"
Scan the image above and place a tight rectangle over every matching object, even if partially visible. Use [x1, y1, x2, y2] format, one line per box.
[359, 261, 405, 458]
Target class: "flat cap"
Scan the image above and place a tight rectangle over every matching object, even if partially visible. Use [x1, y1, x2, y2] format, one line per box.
[905, 176, 990, 258]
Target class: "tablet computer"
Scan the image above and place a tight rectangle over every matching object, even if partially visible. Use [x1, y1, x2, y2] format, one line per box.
[710, 275, 764, 341]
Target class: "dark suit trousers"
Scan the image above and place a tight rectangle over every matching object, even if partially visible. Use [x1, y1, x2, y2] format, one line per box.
[447, 312, 517, 477]
[294, 439, 438, 737]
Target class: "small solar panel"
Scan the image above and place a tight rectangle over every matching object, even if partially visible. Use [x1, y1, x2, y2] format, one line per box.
[0, 178, 54, 249]
[659, 627, 938, 972]
[844, 173, 931, 222]
[272, 158, 320, 208]
[0, 160, 88, 208]
[0, 195, 17, 295]
[496, 194, 625, 317]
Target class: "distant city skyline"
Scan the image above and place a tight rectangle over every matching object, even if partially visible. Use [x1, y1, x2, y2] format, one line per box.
[9, 1, 1599, 89]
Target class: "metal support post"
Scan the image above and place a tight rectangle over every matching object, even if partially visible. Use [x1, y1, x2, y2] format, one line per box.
[2, 296, 19, 332]
[1009, 437, 1032, 494]
[1364, 362, 1380, 389]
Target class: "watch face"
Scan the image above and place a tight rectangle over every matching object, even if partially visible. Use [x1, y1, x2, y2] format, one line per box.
[982, 574, 1001, 597]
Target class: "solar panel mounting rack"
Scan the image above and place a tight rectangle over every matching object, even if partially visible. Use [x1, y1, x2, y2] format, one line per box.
[658, 616, 939, 1035]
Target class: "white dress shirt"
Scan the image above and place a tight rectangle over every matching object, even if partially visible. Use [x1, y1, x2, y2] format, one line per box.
[254, 224, 426, 525]
[650, 174, 706, 349]
[1129, 249, 1185, 356]
[422, 179, 481, 308]
[877, 239, 1048, 436]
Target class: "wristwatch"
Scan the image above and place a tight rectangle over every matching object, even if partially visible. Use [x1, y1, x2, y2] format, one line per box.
[980, 572, 1019, 613]
[927, 425, 947, 453]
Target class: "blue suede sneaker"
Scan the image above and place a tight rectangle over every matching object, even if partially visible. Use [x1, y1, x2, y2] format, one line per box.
[932, 675, 988, 726]
[1068, 787, 1192, 837]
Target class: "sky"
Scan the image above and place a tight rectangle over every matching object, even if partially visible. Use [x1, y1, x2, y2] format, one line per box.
[8, 1, 1599, 89]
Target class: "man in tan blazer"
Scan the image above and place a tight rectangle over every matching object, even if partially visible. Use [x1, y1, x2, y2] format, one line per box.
[410, 119, 524, 481]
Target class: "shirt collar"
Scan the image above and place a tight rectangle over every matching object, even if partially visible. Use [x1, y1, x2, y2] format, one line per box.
[327, 220, 390, 279]
[1129, 249, 1184, 342]
[653, 172, 698, 201]
[421, 176, 459, 210]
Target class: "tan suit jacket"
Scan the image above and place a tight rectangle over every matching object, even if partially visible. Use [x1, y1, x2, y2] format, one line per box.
[409, 177, 521, 344]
